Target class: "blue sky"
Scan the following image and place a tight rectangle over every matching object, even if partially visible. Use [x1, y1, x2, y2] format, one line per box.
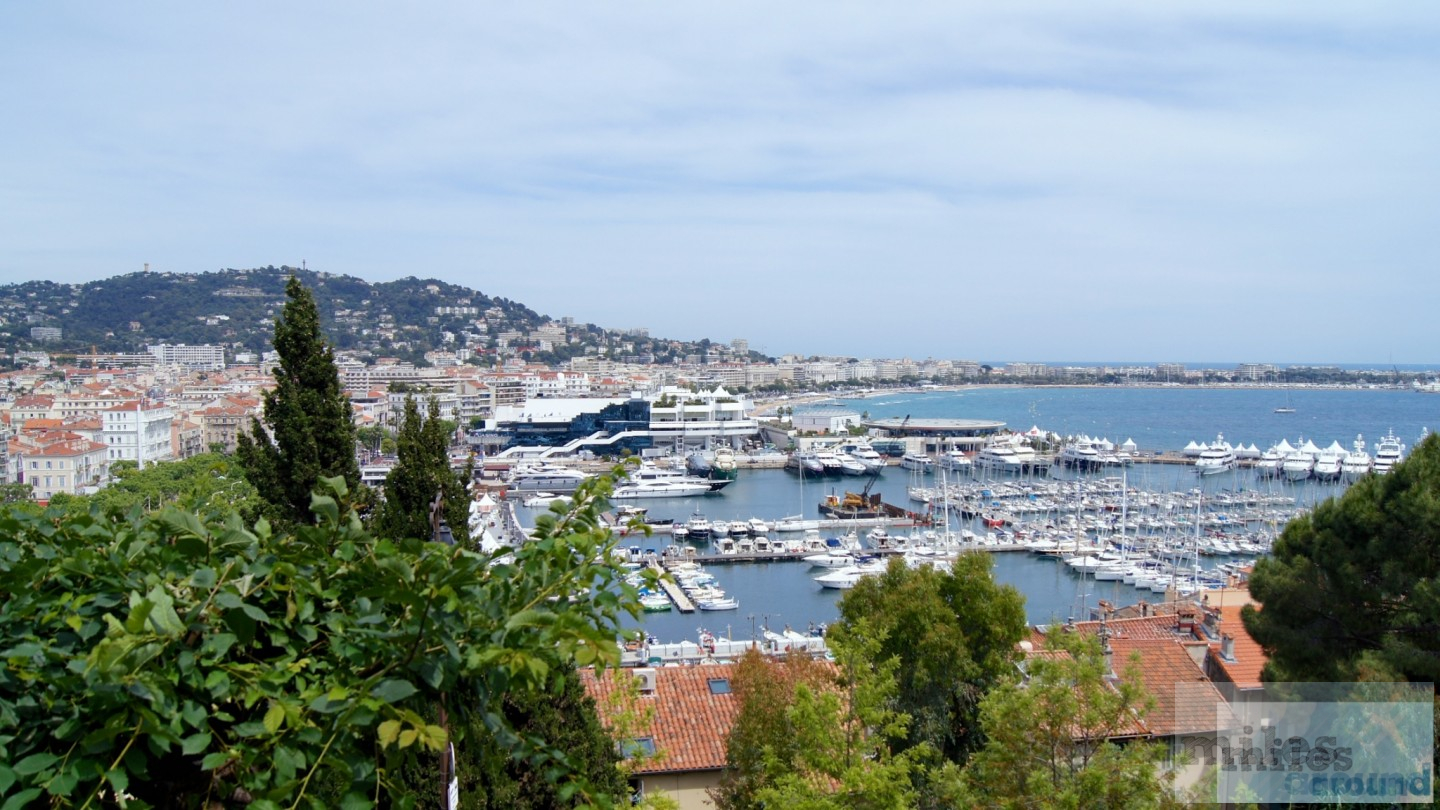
[3, 3, 1437, 364]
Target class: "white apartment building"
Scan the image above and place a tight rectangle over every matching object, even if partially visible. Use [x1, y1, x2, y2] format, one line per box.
[103, 401, 175, 467]
[148, 343, 227, 371]
[9, 436, 109, 500]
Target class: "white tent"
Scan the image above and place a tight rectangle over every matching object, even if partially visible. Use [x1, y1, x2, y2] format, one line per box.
[1121, 438, 1137, 451]
[1183, 440, 1204, 456]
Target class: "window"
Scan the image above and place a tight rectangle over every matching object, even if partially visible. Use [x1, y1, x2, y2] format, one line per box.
[707, 678, 732, 695]
[619, 737, 656, 758]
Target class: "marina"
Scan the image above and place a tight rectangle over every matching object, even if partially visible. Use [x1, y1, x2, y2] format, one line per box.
[503, 384, 1436, 641]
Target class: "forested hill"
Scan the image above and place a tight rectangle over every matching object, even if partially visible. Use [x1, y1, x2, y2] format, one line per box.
[0, 266, 554, 361]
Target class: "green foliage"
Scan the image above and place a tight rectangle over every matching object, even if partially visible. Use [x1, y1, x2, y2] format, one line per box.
[0, 482, 33, 504]
[750, 619, 924, 809]
[946, 631, 1178, 809]
[50, 452, 261, 522]
[0, 469, 643, 808]
[1245, 432, 1440, 683]
[356, 425, 396, 456]
[237, 276, 363, 527]
[833, 554, 1027, 765]
[419, 666, 629, 809]
[375, 396, 472, 547]
[711, 650, 837, 810]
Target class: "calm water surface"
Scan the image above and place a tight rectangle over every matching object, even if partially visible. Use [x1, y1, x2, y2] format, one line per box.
[516, 386, 1438, 641]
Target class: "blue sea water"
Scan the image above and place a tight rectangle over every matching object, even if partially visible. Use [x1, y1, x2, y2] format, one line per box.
[516, 386, 1438, 642]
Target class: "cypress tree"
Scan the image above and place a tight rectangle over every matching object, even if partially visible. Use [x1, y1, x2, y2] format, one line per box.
[237, 275, 361, 525]
[375, 395, 473, 545]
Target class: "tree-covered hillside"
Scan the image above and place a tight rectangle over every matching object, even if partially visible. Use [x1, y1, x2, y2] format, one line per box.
[0, 266, 543, 360]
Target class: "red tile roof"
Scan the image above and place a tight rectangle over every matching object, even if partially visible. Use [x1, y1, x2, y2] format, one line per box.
[580, 666, 740, 774]
[1109, 637, 1231, 736]
[1209, 605, 1268, 689]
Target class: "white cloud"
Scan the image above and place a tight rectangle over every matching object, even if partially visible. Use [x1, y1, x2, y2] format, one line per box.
[1, 1, 1437, 362]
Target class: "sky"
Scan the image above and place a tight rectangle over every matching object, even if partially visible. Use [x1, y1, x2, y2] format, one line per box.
[3, 3, 1438, 365]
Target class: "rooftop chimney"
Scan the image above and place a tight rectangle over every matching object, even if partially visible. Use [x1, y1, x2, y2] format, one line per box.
[1220, 634, 1236, 663]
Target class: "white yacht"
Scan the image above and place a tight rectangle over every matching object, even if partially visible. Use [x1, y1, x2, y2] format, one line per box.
[813, 450, 846, 476]
[508, 464, 592, 493]
[834, 453, 869, 476]
[789, 450, 826, 476]
[1282, 439, 1318, 481]
[1058, 437, 1104, 471]
[837, 440, 887, 474]
[1193, 434, 1236, 476]
[1372, 430, 1405, 474]
[974, 443, 1025, 474]
[1340, 435, 1373, 479]
[900, 453, 934, 472]
[936, 449, 973, 474]
[611, 480, 711, 499]
[627, 461, 731, 492]
[1311, 441, 1346, 482]
[1254, 440, 1292, 478]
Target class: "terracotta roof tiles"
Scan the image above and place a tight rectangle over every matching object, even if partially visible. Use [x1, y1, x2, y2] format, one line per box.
[1210, 605, 1268, 689]
[580, 666, 740, 774]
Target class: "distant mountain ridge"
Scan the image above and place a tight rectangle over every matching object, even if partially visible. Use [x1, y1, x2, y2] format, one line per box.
[0, 266, 704, 366]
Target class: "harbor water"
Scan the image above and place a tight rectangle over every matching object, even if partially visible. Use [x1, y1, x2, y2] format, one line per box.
[514, 385, 1437, 642]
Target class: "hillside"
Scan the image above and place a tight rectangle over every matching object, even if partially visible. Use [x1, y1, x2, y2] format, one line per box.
[0, 266, 730, 367]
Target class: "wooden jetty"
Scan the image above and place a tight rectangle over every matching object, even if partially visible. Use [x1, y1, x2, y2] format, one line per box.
[650, 561, 695, 612]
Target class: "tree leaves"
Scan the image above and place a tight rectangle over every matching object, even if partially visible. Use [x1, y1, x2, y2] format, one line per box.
[0, 460, 642, 806]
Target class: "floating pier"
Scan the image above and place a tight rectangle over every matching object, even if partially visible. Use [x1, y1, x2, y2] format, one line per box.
[650, 561, 695, 612]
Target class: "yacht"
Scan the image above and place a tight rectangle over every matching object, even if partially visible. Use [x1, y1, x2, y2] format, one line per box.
[1372, 430, 1405, 474]
[837, 440, 887, 474]
[900, 453, 934, 473]
[1193, 434, 1236, 476]
[1254, 440, 1291, 478]
[1058, 437, 1104, 471]
[834, 453, 869, 476]
[1340, 435, 1372, 479]
[974, 443, 1025, 474]
[1311, 441, 1345, 482]
[788, 450, 827, 477]
[936, 449, 973, 474]
[508, 464, 592, 493]
[682, 512, 712, 541]
[1282, 440, 1318, 481]
[813, 450, 846, 476]
[611, 480, 712, 499]
[711, 448, 739, 480]
[627, 461, 732, 492]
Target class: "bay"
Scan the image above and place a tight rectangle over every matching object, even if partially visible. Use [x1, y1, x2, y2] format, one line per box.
[515, 386, 1438, 642]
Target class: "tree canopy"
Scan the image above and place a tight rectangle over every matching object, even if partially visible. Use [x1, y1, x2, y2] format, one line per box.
[375, 396, 472, 547]
[1244, 432, 1440, 683]
[237, 276, 363, 526]
[833, 553, 1027, 765]
[0, 470, 643, 808]
[945, 631, 1181, 809]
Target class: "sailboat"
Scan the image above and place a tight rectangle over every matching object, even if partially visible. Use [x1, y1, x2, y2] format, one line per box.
[1274, 381, 1295, 413]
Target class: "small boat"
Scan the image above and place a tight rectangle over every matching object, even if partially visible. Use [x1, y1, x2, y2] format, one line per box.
[522, 492, 566, 508]
[639, 594, 672, 612]
[697, 597, 740, 611]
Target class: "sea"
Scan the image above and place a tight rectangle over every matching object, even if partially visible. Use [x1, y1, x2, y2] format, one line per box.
[513, 386, 1438, 643]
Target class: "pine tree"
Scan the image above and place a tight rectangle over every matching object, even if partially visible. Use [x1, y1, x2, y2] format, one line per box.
[1245, 432, 1440, 683]
[375, 395, 472, 546]
[237, 275, 361, 525]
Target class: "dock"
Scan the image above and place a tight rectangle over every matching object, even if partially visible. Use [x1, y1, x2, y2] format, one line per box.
[650, 561, 695, 612]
